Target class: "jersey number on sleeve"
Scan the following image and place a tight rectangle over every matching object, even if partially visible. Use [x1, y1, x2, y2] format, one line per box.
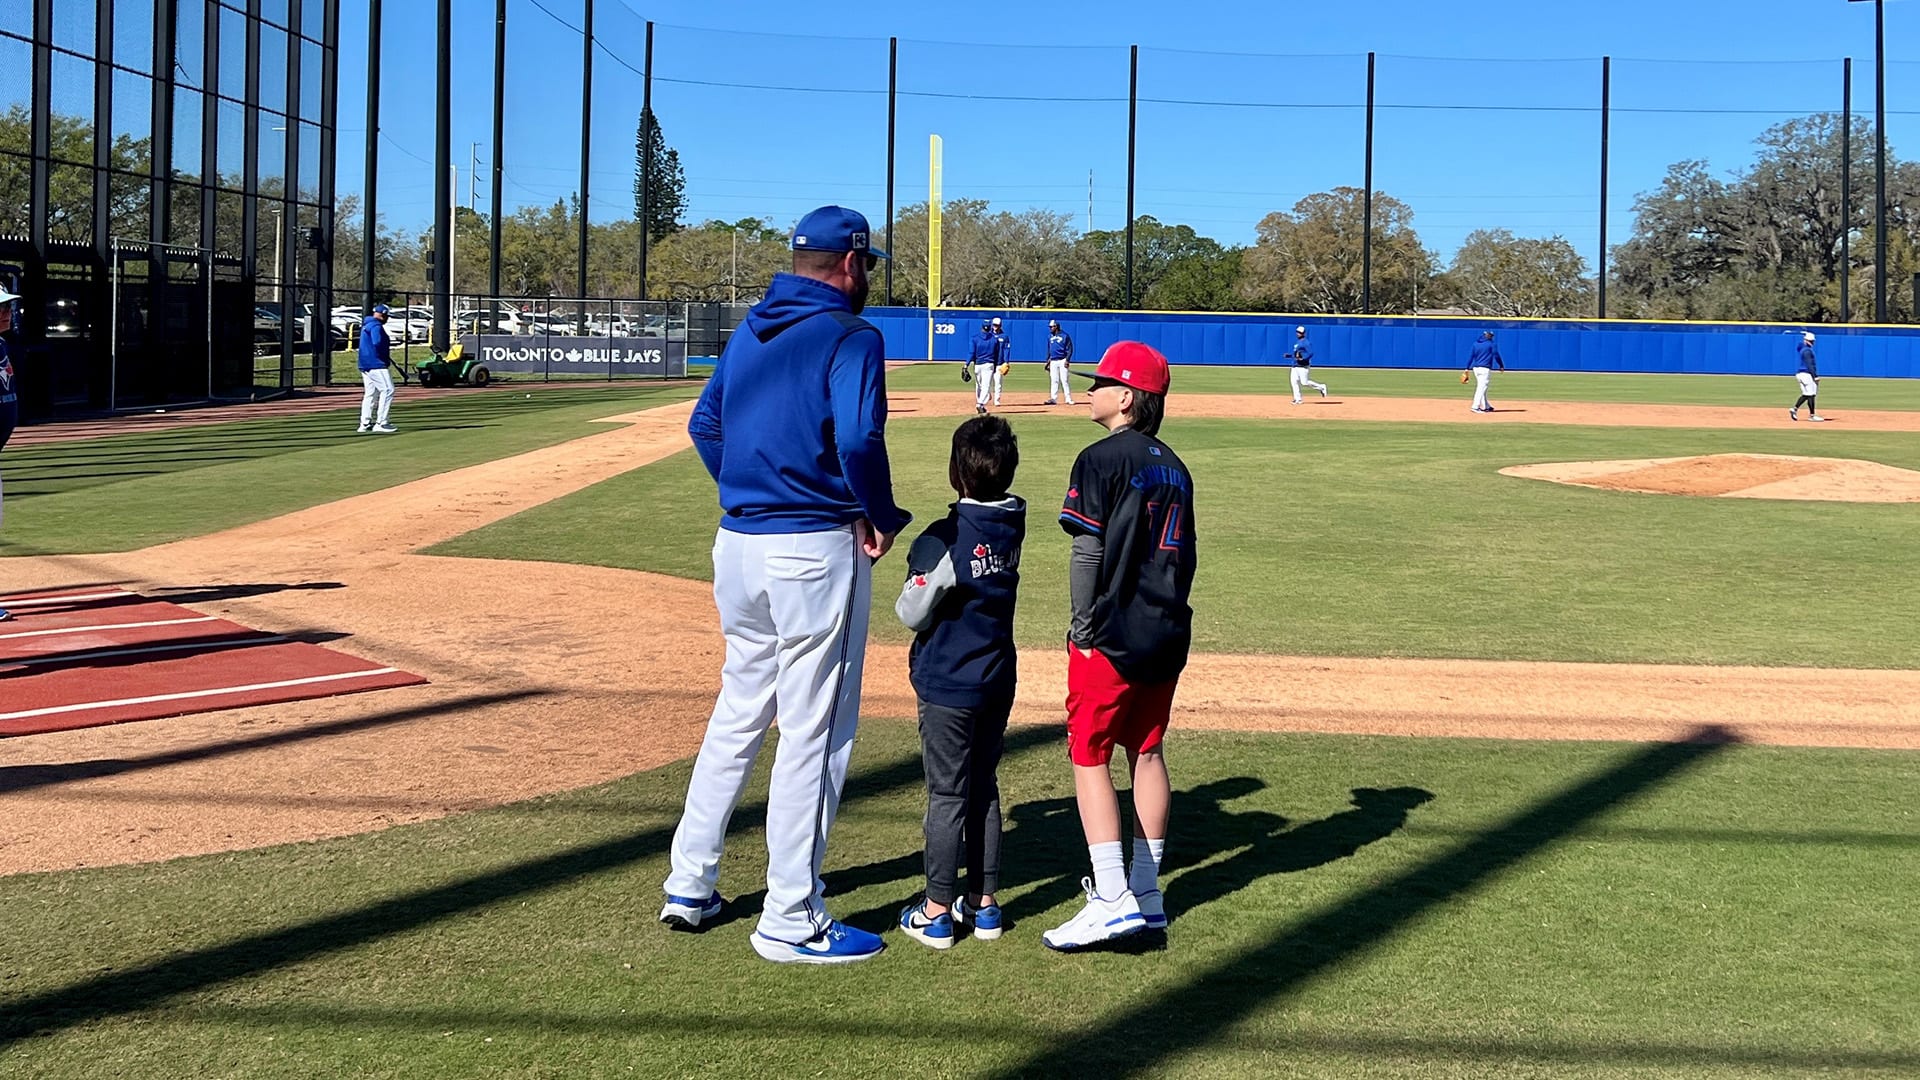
[1147, 500, 1187, 554]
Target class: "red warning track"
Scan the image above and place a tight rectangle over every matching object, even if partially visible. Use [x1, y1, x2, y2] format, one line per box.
[0, 588, 426, 737]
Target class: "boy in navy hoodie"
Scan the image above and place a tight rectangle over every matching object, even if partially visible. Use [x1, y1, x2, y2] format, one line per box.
[894, 415, 1025, 949]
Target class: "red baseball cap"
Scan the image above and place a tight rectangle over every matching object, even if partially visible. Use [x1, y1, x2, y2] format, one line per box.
[1077, 340, 1170, 395]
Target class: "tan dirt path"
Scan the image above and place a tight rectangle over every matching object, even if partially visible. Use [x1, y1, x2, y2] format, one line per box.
[2, 393, 1916, 876]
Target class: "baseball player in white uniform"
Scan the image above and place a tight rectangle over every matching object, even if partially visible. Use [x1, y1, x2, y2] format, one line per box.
[989, 316, 1010, 407]
[1045, 319, 1075, 405]
[663, 206, 909, 965]
[1288, 325, 1328, 403]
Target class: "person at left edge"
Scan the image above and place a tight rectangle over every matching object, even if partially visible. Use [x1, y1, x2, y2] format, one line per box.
[664, 205, 911, 966]
[0, 287, 19, 622]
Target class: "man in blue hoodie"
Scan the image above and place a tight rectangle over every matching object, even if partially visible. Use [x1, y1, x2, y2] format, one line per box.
[968, 319, 999, 414]
[1789, 330, 1826, 421]
[662, 206, 911, 966]
[1466, 330, 1504, 413]
[357, 305, 397, 434]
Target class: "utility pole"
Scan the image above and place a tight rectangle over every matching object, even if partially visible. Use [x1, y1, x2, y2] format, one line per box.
[469, 142, 480, 212]
[1088, 170, 1093, 233]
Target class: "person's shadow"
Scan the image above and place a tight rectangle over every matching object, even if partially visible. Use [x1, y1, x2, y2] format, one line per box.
[830, 778, 1434, 939]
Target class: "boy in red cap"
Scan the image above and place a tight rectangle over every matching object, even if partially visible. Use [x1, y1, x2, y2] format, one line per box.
[1044, 341, 1197, 951]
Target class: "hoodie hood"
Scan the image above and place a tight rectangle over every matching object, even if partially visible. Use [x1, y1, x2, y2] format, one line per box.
[745, 273, 852, 343]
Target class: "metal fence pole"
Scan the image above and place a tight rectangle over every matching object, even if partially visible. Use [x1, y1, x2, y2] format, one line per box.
[490, 0, 506, 302]
[1842, 57, 1852, 324]
[1598, 55, 1611, 320]
[109, 238, 119, 411]
[1873, 0, 1888, 321]
[1362, 51, 1375, 315]
[577, 0, 593, 322]
[1125, 44, 1137, 309]
[638, 21, 654, 301]
[363, 0, 382, 308]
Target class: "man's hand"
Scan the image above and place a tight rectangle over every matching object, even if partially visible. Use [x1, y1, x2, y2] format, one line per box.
[854, 519, 894, 561]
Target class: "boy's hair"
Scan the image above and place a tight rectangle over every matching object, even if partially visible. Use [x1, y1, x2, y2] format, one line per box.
[1125, 388, 1166, 438]
[949, 414, 1019, 500]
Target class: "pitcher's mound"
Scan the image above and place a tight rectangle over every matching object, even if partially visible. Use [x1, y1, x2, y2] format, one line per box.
[1501, 453, 1920, 502]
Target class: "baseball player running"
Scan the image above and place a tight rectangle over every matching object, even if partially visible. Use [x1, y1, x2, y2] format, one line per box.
[1045, 319, 1075, 405]
[663, 205, 911, 965]
[1288, 325, 1327, 404]
[1466, 330, 1504, 413]
[1790, 331, 1826, 421]
[969, 320, 999, 413]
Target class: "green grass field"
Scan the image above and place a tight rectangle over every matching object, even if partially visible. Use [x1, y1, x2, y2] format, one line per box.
[0, 384, 697, 554]
[434, 412, 1920, 668]
[7, 370, 1920, 1077]
[883, 362, 1920, 409]
[0, 721, 1912, 1078]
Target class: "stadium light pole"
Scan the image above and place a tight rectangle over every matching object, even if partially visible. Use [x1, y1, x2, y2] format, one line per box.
[1125, 44, 1138, 309]
[1848, 0, 1888, 321]
[1842, 57, 1852, 323]
[433, 0, 452, 352]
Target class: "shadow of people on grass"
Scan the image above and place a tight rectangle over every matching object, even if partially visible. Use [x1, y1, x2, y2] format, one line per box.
[829, 778, 1434, 938]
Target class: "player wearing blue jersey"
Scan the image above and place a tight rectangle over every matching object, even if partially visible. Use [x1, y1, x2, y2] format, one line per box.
[1789, 331, 1826, 421]
[1045, 319, 1075, 406]
[1288, 325, 1328, 404]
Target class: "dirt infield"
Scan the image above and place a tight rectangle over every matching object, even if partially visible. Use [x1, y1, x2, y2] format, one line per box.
[3, 393, 1917, 876]
[1504, 454, 1920, 502]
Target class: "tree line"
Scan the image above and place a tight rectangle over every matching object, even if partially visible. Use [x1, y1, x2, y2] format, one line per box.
[6, 104, 1914, 321]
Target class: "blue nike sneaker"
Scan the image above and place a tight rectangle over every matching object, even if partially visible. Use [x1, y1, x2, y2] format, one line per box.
[953, 896, 1004, 941]
[751, 920, 886, 965]
[899, 900, 955, 951]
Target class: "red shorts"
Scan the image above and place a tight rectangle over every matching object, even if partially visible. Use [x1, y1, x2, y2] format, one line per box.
[1065, 644, 1178, 766]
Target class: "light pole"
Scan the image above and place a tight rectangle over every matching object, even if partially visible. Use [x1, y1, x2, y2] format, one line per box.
[1848, 0, 1890, 321]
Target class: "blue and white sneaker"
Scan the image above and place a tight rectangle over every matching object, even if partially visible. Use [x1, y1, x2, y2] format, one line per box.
[658, 891, 724, 932]
[899, 900, 956, 951]
[953, 897, 1004, 941]
[751, 920, 886, 965]
[1041, 877, 1146, 952]
[1135, 888, 1167, 930]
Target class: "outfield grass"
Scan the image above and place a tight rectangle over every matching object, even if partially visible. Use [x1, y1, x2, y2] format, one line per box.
[883, 362, 1920, 410]
[0, 722, 1911, 1078]
[0, 385, 697, 554]
[434, 413, 1920, 668]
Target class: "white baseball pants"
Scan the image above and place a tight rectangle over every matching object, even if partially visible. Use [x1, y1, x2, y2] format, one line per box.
[1290, 366, 1326, 402]
[1472, 365, 1492, 411]
[1048, 360, 1074, 403]
[665, 525, 872, 943]
[359, 367, 395, 427]
[974, 363, 997, 408]
[1795, 371, 1818, 396]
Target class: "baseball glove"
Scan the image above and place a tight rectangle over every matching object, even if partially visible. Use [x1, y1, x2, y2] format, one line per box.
[998, 363, 1011, 377]
[1460, 371, 1471, 384]
[961, 364, 973, 383]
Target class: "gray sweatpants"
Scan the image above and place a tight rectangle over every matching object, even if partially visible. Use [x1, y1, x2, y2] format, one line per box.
[917, 696, 1010, 905]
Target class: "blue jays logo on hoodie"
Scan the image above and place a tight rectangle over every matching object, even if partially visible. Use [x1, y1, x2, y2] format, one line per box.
[0, 355, 14, 396]
[969, 540, 1017, 579]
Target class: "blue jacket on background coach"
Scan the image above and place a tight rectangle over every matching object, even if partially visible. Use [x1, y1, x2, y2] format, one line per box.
[688, 272, 911, 538]
[358, 311, 392, 372]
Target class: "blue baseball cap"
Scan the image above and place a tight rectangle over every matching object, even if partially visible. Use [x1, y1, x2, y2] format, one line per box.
[372, 303, 391, 315]
[791, 206, 889, 260]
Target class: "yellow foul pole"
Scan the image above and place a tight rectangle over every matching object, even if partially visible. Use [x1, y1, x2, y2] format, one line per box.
[927, 134, 943, 361]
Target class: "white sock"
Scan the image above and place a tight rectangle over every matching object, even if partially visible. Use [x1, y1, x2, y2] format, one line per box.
[1090, 841, 1127, 900]
[1129, 837, 1165, 896]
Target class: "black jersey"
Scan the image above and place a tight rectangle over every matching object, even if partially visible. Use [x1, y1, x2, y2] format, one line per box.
[1058, 427, 1197, 683]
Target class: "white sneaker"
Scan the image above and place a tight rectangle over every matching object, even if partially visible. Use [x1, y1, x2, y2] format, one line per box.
[356, 425, 371, 433]
[658, 891, 724, 932]
[371, 423, 398, 434]
[1318, 385, 1328, 398]
[1041, 878, 1146, 952]
[1807, 415, 1828, 422]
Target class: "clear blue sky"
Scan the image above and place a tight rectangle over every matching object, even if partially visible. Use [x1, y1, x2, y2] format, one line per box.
[335, 0, 1920, 271]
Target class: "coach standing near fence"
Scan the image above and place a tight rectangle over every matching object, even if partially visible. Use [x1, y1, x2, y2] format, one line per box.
[0, 288, 18, 622]
[357, 305, 398, 434]
[661, 206, 910, 966]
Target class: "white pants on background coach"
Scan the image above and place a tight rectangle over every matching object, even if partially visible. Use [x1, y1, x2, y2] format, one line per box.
[1471, 365, 1493, 411]
[974, 362, 999, 408]
[1290, 365, 1327, 403]
[359, 367, 395, 428]
[666, 525, 873, 944]
[1047, 359, 1074, 404]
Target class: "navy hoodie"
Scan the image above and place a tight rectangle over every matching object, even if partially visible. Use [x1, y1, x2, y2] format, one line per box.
[688, 273, 910, 537]
[0, 340, 17, 449]
[895, 496, 1025, 708]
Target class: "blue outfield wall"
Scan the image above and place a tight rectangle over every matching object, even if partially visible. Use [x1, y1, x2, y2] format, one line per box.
[861, 307, 1920, 379]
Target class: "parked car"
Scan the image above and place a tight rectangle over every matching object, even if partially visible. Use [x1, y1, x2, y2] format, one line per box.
[453, 307, 523, 335]
[523, 315, 579, 336]
[386, 305, 434, 343]
[581, 315, 635, 337]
